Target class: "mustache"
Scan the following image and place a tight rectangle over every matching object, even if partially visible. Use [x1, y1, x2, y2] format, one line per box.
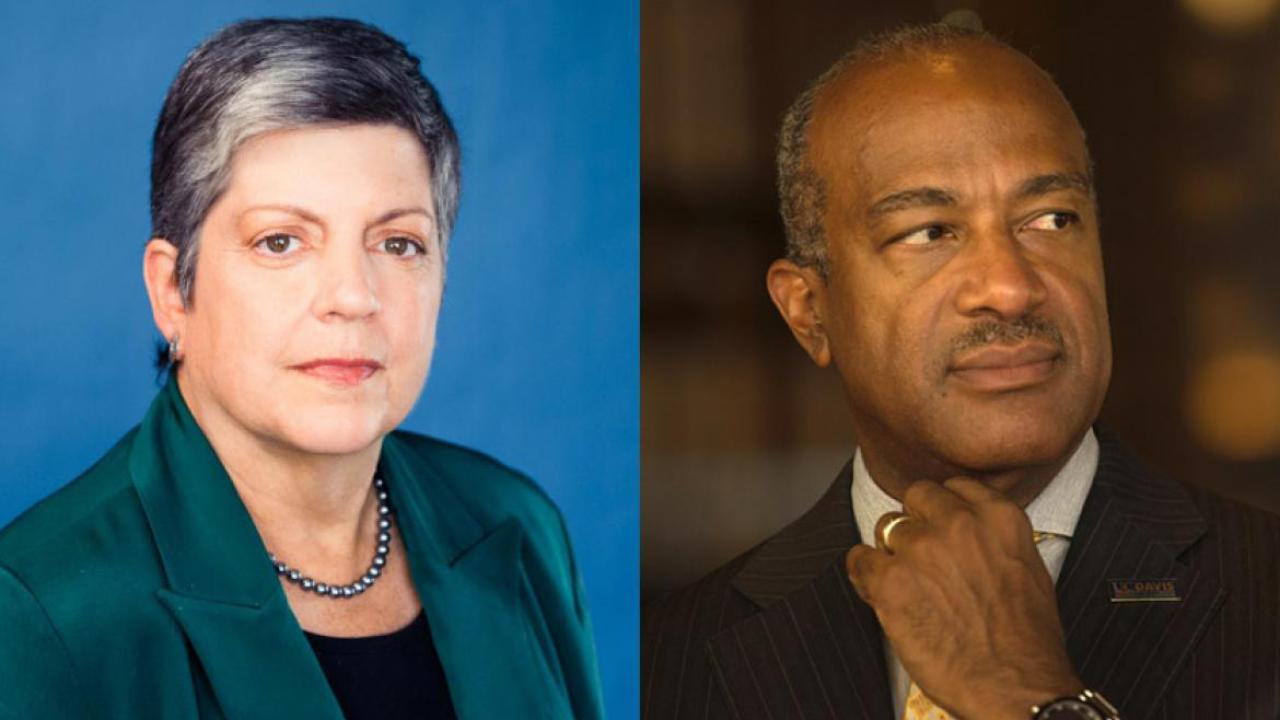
[949, 316, 1064, 356]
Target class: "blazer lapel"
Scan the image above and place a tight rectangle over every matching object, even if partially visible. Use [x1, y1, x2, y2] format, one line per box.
[707, 462, 895, 720]
[156, 590, 339, 718]
[130, 375, 342, 719]
[380, 435, 573, 720]
[1055, 429, 1225, 719]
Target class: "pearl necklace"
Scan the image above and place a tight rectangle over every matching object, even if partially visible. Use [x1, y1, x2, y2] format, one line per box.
[268, 476, 392, 600]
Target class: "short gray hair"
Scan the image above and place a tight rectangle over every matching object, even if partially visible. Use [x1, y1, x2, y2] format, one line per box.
[151, 17, 460, 309]
[776, 23, 1004, 277]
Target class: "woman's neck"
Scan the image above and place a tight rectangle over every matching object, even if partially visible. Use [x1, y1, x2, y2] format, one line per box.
[175, 371, 383, 575]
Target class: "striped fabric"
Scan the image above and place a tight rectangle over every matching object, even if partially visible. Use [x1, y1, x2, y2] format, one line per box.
[641, 428, 1280, 719]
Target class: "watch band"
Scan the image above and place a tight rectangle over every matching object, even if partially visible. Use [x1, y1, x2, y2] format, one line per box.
[1030, 688, 1121, 719]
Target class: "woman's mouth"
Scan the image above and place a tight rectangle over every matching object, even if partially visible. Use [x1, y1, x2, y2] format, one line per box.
[291, 358, 383, 385]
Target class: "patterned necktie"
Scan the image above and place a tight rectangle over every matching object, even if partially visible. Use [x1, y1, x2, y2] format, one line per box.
[899, 531, 1056, 720]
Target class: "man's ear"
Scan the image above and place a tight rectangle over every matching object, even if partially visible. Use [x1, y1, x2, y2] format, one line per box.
[143, 239, 187, 343]
[766, 258, 832, 367]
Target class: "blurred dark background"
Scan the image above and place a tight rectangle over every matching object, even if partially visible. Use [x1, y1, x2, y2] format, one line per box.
[643, 0, 1280, 601]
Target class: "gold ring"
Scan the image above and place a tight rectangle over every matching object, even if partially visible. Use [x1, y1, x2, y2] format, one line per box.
[876, 512, 913, 554]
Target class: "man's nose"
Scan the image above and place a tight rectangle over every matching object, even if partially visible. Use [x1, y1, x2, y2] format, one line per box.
[952, 225, 1048, 320]
[313, 243, 381, 320]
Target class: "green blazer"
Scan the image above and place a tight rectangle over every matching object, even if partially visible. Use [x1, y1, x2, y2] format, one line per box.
[0, 376, 604, 719]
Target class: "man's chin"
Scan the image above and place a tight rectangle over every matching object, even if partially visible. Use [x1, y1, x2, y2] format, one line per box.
[929, 420, 1086, 475]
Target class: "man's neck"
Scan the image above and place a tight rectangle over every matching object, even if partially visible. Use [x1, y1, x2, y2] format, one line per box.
[857, 432, 1085, 509]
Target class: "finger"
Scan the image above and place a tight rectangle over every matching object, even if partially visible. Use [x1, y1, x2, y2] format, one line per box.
[901, 480, 966, 522]
[845, 544, 892, 605]
[941, 479, 1035, 541]
[942, 476, 1004, 504]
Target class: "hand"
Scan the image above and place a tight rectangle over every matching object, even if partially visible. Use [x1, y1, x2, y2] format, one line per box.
[845, 478, 1083, 720]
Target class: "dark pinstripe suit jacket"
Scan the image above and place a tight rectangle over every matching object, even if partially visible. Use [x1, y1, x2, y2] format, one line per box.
[642, 430, 1280, 719]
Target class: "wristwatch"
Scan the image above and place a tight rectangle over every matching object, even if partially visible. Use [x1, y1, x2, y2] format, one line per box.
[1030, 688, 1121, 719]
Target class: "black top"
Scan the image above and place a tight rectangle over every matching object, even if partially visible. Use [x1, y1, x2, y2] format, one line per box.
[305, 611, 456, 720]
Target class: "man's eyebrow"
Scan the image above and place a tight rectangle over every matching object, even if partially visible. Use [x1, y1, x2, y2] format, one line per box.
[867, 187, 957, 220]
[1014, 172, 1094, 201]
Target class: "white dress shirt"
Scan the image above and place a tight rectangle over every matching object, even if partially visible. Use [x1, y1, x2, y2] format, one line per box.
[850, 429, 1099, 719]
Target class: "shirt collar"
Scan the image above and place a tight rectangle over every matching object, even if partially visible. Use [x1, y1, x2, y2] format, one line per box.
[851, 428, 1099, 545]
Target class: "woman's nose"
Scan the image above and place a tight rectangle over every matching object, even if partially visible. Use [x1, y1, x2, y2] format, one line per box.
[314, 244, 381, 320]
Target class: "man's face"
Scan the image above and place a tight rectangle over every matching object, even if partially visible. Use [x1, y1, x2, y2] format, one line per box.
[805, 43, 1112, 477]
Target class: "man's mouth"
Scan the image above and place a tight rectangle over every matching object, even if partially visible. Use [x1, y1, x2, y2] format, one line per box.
[947, 342, 1061, 391]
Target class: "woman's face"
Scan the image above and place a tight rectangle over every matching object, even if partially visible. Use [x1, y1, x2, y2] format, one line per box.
[177, 123, 443, 456]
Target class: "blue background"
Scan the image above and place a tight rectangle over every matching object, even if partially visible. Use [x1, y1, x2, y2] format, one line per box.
[0, 1, 637, 717]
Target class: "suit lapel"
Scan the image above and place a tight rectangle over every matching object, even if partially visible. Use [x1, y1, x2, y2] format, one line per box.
[1055, 429, 1225, 719]
[130, 375, 343, 719]
[703, 430, 1228, 720]
[380, 436, 573, 720]
[707, 462, 895, 720]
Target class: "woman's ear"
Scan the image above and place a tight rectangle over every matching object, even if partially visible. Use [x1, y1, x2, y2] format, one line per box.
[143, 239, 187, 343]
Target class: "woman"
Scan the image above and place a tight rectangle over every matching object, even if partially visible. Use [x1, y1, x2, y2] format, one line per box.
[0, 18, 602, 720]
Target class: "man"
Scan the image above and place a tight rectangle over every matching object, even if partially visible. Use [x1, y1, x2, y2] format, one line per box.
[642, 24, 1280, 720]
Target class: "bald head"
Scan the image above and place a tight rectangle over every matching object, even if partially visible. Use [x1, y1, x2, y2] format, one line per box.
[777, 25, 1092, 276]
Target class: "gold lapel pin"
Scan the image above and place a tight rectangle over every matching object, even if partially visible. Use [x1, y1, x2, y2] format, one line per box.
[1108, 578, 1181, 603]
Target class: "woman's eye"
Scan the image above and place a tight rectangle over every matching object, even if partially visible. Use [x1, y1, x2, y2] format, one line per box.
[381, 236, 425, 257]
[1023, 211, 1078, 231]
[254, 233, 301, 255]
[897, 225, 952, 246]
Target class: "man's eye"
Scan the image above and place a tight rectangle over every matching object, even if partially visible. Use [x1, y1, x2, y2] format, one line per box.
[255, 233, 301, 255]
[381, 236, 425, 257]
[1023, 211, 1078, 231]
[897, 225, 952, 246]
